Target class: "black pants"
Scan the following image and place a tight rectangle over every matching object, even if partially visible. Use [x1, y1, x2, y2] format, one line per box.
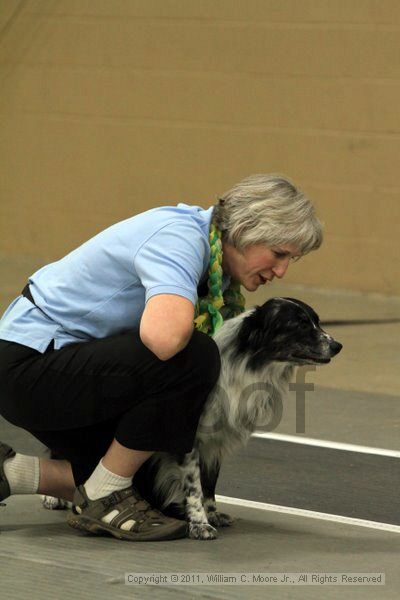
[0, 330, 221, 486]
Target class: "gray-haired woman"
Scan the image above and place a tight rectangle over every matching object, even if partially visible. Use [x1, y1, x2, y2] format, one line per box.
[0, 174, 322, 541]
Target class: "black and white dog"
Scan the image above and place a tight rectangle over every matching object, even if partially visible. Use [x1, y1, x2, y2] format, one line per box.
[44, 297, 342, 539]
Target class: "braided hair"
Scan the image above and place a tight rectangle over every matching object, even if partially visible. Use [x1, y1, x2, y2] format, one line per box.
[194, 222, 245, 336]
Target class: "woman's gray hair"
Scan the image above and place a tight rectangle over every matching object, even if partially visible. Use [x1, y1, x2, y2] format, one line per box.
[212, 174, 323, 255]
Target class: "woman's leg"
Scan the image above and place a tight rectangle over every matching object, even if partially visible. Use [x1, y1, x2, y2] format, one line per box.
[0, 330, 221, 454]
[39, 447, 154, 501]
[3, 421, 155, 502]
[101, 440, 153, 478]
[38, 458, 75, 501]
[0, 331, 221, 539]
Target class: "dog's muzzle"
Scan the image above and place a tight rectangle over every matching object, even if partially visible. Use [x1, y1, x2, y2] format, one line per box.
[328, 340, 343, 357]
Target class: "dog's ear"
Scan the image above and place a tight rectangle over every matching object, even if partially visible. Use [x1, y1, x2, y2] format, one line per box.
[244, 305, 265, 327]
[238, 305, 274, 349]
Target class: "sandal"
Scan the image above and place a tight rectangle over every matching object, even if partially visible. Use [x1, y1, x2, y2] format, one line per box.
[0, 442, 16, 504]
[67, 485, 187, 541]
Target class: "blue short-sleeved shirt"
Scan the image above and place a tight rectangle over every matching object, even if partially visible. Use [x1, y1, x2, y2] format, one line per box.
[0, 203, 230, 353]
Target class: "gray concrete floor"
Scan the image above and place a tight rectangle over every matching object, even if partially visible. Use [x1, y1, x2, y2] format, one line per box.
[0, 255, 399, 599]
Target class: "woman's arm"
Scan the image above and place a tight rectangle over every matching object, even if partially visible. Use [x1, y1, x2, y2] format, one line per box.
[139, 294, 195, 361]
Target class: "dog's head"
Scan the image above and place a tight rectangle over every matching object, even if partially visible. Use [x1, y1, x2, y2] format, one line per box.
[236, 297, 342, 369]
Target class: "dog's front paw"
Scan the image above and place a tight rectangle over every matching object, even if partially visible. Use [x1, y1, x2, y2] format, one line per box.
[207, 511, 235, 528]
[41, 495, 72, 510]
[188, 522, 218, 540]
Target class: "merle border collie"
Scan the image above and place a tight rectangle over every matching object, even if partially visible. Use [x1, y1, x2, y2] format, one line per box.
[44, 297, 342, 540]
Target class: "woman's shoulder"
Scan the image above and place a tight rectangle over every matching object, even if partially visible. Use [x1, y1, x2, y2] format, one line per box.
[120, 203, 214, 246]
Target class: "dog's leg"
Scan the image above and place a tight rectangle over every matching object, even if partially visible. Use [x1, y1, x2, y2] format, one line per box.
[181, 449, 218, 540]
[200, 459, 234, 528]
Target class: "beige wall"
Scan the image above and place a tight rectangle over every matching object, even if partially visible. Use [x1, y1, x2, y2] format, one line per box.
[1, 0, 399, 295]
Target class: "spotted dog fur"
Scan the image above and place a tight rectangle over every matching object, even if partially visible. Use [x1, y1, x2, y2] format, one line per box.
[181, 449, 217, 539]
[42, 495, 71, 510]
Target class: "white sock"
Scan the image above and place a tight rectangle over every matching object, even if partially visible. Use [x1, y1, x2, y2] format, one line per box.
[84, 459, 132, 501]
[3, 453, 40, 495]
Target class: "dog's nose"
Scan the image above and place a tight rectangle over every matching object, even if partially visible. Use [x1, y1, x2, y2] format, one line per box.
[329, 340, 343, 355]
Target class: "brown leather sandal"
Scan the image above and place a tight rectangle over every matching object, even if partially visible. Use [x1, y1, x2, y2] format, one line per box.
[67, 484, 187, 541]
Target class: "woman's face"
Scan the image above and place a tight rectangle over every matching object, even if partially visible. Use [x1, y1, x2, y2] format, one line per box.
[221, 241, 300, 292]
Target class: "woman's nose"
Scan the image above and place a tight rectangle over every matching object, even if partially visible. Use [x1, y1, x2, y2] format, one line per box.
[272, 258, 291, 279]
